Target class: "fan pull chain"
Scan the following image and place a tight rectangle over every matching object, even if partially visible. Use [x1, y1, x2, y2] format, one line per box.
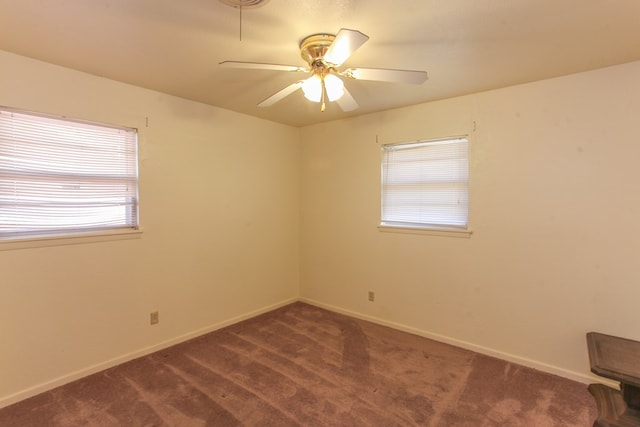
[239, 6, 242, 41]
[321, 78, 327, 112]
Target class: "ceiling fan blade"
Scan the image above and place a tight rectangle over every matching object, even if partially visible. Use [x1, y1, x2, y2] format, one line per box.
[219, 61, 308, 73]
[336, 86, 359, 112]
[342, 67, 428, 84]
[324, 29, 369, 66]
[257, 81, 304, 107]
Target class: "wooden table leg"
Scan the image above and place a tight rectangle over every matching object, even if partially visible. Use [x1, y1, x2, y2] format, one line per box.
[589, 383, 640, 427]
[621, 384, 640, 410]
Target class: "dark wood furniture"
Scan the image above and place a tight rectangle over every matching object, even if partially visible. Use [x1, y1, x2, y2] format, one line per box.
[587, 332, 640, 426]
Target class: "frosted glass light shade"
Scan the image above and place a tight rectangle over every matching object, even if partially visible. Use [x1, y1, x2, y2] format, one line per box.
[302, 74, 345, 102]
[324, 74, 344, 101]
[302, 75, 322, 102]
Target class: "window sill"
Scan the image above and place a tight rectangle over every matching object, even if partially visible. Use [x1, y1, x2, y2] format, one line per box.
[0, 229, 143, 251]
[378, 224, 472, 238]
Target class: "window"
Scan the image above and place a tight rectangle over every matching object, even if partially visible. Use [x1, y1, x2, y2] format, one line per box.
[381, 136, 468, 231]
[0, 108, 139, 241]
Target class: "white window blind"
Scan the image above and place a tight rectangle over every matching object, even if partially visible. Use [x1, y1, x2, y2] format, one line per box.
[381, 137, 468, 229]
[0, 108, 139, 240]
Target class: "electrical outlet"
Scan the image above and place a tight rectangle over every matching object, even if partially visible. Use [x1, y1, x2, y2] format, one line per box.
[150, 311, 159, 325]
[368, 291, 375, 302]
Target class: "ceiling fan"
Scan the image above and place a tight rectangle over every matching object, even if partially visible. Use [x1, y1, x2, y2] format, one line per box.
[220, 28, 428, 112]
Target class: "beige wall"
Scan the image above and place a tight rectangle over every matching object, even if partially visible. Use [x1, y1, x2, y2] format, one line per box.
[0, 51, 300, 406]
[299, 61, 640, 383]
[2, 47, 639, 406]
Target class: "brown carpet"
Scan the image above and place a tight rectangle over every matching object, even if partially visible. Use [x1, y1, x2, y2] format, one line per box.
[0, 302, 596, 426]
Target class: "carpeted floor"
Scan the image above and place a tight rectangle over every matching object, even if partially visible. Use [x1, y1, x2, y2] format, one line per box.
[0, 302, 596, 426]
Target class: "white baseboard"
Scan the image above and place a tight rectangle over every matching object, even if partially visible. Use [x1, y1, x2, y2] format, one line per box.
[2, 296, 616, 410]
[299, 298, 617, 388]
[0, 298, 297, 409]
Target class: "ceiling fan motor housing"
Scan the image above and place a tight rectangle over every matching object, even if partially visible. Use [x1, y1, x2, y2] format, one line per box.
[299, 34, 336, 66]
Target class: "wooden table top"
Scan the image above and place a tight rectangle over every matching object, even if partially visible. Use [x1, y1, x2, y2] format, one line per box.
[587, 332, 640, 388]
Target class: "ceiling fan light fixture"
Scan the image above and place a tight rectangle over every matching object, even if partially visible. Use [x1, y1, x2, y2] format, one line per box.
[324, 73, 345, 101]
[302, 75, 322, 102]
[302, 74, 345, 103]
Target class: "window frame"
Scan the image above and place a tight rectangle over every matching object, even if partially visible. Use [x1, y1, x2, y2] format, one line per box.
[0, 107, 141, 248]
[378, 136, 471, 238]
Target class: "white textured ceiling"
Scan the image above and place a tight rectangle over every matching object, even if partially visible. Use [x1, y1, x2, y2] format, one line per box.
[1, 0, 639, 127]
